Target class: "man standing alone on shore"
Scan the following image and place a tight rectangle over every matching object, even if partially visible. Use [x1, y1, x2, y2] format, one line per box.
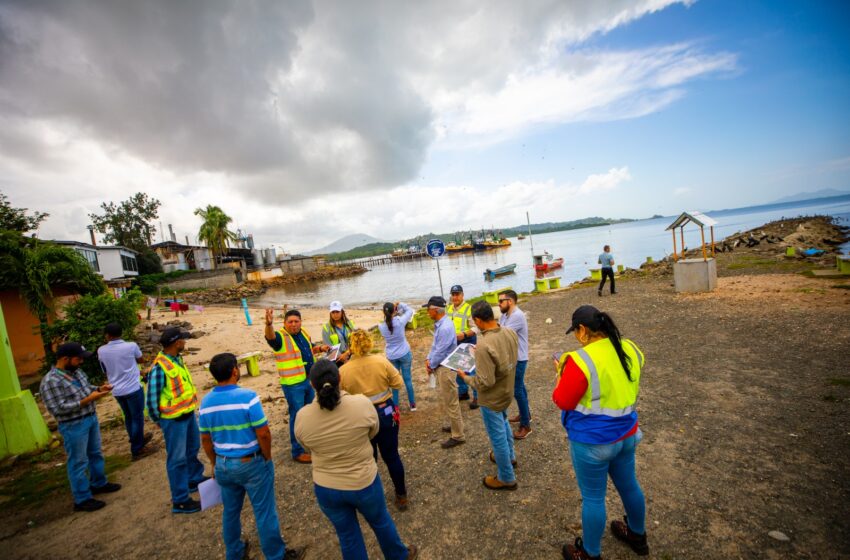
[424, 296, 464, 448]
[265, 308, 329, 464]
[147, 327, 208, 514]
[498, 290, 532, 440]
[97, 322, 157, 460]
[598, 245, 616, 296]
[458, 301, 519, 490]
[200, 352, 305, 560]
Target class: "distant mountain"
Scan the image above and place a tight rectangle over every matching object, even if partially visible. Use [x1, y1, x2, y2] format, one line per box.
[771, 189, 850, 204]
[306, 233, 388, 255]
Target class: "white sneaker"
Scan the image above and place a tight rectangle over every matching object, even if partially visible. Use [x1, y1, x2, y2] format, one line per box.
[410, 403, 417, 412]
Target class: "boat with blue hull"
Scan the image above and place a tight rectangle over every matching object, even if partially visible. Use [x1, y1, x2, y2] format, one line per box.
[483, 263, 517, 281]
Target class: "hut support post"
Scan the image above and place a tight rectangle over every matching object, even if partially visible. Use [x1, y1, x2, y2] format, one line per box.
[710, 226, 715, 257]
[700, 226, 707, 261]
[680, 227, 686, 259]
[672, 229, 678, 261]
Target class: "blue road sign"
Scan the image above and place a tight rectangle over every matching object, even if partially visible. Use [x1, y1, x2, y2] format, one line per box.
[426, 239, 446, 258]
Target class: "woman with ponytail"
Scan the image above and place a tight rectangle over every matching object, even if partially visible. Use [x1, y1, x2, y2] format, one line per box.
[552, 305, 649, 560]
[377, 302, 416, 410]
[295, 359, 417, 560]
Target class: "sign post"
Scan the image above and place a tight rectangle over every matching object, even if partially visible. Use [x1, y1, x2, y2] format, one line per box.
[426, 239, 446, 298]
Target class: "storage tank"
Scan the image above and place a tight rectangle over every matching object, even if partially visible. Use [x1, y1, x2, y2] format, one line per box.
[251, 249, 265, 267]
[264, 248, 276, 265]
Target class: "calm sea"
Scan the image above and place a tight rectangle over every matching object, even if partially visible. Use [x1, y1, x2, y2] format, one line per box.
[251, 195, 850, 308]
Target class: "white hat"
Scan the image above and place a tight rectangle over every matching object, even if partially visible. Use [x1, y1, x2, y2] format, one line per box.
[329, 300, 343, 312]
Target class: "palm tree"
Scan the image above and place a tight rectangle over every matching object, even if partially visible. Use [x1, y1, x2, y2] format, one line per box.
[195, 205, 238, 265]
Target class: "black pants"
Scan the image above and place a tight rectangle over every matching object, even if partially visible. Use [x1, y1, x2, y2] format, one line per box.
[371, 399, 407, 496]
[599, 266, 616, 293]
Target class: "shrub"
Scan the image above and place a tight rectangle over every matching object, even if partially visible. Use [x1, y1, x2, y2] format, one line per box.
[132, 269, 192, 294]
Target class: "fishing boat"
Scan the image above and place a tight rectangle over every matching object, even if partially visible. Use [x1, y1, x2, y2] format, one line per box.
[534, 253, 564, 272]
[483, 263, 517, 280]
[517, 233, 526, 240]
[483, 238, 512, 249]
[446, 241, 473, 252]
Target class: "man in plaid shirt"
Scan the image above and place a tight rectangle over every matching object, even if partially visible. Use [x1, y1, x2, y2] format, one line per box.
[40, 342, 122, 512]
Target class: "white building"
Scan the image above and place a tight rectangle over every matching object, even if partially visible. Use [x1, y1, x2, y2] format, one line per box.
[53, 241, 140, 297]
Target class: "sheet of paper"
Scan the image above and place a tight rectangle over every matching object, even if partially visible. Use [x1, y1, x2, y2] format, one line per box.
[199, 477, 222, 511]
[440, 343, 476, 373]
[325, 344, 341, 362]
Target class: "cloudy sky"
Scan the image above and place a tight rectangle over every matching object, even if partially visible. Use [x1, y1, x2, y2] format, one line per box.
[1, 0, 849, 253]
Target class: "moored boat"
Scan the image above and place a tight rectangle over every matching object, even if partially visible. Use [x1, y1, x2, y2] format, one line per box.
[533, 253, 564, 272]
[483, 263, 517, 280]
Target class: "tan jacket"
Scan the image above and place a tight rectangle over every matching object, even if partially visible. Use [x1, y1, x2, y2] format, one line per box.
[294, 391, 379, 491]
[339, 354, 403, 405]
[467, 326, 518, 411]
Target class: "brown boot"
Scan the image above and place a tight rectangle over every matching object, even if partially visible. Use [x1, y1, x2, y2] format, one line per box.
[482, 475, 517, 491]
[562, 538, 600, 560]
[513, 425, 533, 440]
[508, 414, 520, 423]
[395, 494, 409, 512]
[406, 544, 419, 560]
[293, 453, 312, 464]
[132, 443, 159, 461]
[610, 516, 649, 555]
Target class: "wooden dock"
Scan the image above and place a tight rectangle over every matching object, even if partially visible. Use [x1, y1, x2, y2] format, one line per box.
[332, 252, 427, 268]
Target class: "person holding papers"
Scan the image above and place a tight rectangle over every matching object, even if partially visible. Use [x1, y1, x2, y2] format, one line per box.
[456, 301, 519, 491]
[200, 353, 305, 560]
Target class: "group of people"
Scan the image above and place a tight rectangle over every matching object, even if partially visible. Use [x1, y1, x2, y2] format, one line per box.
[39, 276, 650, 560]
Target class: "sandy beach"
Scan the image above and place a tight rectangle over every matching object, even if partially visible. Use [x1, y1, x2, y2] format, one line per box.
[2, 218, 850, 559]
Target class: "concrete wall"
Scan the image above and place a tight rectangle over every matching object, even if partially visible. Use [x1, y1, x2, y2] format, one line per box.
[673, 258, 717, 293]
[279, 258, 317, 275]
[162, 269, 240, 290]
[247, 267, 283, 282]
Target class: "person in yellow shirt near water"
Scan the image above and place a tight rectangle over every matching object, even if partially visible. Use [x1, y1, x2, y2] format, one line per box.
[447, 285, 478, 409]
[340, 330, 408, 511]
[265, 308, 330, 463]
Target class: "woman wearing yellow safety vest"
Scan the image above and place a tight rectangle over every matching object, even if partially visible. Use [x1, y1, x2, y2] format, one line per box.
[553, 305, 649, 560]
[339, 330, 408, 511]
[322, 300, 355, 365]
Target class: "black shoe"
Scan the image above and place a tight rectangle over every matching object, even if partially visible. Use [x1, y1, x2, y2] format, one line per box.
[441, 426, 452, 433]
[172, 498, 201, 514]
[611, 515, 649, 555]
[458, 392, 470, 401]
[611, 291, 617, 295]
[91, 482, 121, 494]
[597, 290, 602, 297]
[441, 437, 465, 449]
[284, 547, 307, 560]
[240, 540, 250, 560]
[469, 398, 479, 410]
[74, 498, 106, 512]
[189, 476, 211, 493]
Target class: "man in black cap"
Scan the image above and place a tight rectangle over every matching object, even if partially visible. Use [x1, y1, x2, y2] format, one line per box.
[424, 296, 465, 448]
[40, 342, 122, 511]
[146, 327, 208, 514]
[446, 285, 478, 408]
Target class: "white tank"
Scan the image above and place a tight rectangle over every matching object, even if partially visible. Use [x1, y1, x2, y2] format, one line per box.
[264, 248, 276, 264]
[252, 249, 265, 267]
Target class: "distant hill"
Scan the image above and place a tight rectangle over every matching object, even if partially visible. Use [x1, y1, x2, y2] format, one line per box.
[306, 233, 388, 255]
[771, 189, 850, 204]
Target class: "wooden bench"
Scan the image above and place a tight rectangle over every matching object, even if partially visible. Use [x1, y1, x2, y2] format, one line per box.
[589, 268, 601, 281]
[534, 276, 561, 292]
[203, 351, 262, 377]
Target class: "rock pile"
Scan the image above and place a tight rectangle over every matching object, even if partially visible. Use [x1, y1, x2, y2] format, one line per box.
[135, 319, 206, 358]
[182, 283, 266, 305]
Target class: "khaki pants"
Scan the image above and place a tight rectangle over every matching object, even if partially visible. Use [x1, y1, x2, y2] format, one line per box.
[437, 366, 465, 440]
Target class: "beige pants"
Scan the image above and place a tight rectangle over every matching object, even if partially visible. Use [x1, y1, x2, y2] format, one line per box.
[437, 366, 465, 440]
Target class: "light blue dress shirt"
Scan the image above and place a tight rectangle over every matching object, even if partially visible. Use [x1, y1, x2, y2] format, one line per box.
[378, 303, 414, 360]
[427, 314, 458, 368]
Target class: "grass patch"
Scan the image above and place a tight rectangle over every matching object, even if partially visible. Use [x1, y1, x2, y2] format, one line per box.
[828, 378, 850, 387]
[0, 454, 131, 513]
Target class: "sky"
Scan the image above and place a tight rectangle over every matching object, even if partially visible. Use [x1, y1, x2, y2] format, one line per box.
[1, 0, 849, 253]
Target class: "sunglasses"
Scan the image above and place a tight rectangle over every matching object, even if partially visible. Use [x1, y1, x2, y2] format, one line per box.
[498, 298, 510, 303]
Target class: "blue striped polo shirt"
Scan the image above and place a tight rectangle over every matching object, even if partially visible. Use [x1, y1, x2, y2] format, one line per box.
[199, 385, 268, 457]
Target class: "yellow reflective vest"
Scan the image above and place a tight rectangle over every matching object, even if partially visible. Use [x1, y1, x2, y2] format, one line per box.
[559, 337, 645, 418]
[275, 328, 314, 385]
[446, 302, 471, 333]
[154, 352, 198, 419]
[322, 320, 356, 349]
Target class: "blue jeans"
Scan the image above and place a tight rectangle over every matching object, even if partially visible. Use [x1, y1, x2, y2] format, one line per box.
[480, 407, 516, 483]
[216, 455, 286, 560]
[569, 431, 646, 557]
[57, 414, 107, 504]
[115, 387, 147, 455]
[390, 351, 415, 406]
[281, 379, 314, 458]
[160, 413, 206, 504]
[513, 360, 531, 427]
[314, 476, 408, 560]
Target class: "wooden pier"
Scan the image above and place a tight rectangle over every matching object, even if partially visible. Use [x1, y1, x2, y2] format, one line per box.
[332, 252, 427, 268]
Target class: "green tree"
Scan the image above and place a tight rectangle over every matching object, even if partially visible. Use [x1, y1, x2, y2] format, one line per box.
[89, 192, 161, 251]
[0, 231, 106, 356]
[136, 247, 164, 275]
[0, 192, 48, 233]
[194, 205, 237, 264]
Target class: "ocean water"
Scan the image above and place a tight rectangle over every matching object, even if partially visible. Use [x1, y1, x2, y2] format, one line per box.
[251, 195, 850, 308]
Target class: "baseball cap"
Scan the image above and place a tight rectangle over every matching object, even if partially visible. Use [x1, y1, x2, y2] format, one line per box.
[160, 327, 192, 346]
[565, 305, 602, 334]
[450, 285, 464, 294]
[56, 342, 94, 359]
[329, 300, 343, 312]
[422, 296, 447, 308]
